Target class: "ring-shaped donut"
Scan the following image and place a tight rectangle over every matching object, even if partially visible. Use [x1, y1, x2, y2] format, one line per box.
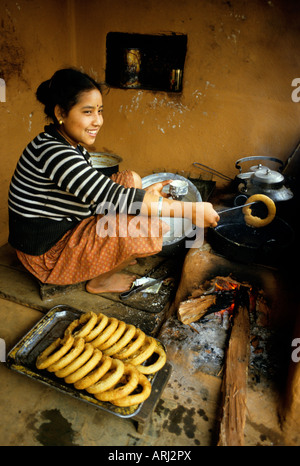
[135, 344, 167, 374]
[98, 320, 127, 351]
[86, 359, 124, 394]
[111, 373, 152, 407]
[114, 328, 146, 360]
[64, 312, 98, 339]
[94, 364, 139, 401]
[47, 337, 85, 372]
[36, 335, 74, 370]
[54, 343, 94, 378]
[74, 312, 98, 338]
[84, 313, 109, 342]
[126, 337, 157, 366]
[242, 194, 276, 228]
[64, 319, 80, 337]
[64, 348, 102, 384]
[89, 318, 119, 348]
[103, 324, 136, 356]
[73, 355, 112, 390]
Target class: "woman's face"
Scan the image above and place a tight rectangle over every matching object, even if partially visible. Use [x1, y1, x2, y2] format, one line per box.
[56, 88, 103, 147]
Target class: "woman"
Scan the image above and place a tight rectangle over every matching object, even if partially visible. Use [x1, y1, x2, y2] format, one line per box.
[8, 68, 219, 294]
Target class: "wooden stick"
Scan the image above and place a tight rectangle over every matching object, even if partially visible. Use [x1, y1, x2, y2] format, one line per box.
[177, 294, 216, 324]
[217, 304, 250, 446]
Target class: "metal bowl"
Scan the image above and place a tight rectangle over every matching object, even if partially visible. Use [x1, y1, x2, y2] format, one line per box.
[142, 173, 202, 255]
[90, 152, 123, 176]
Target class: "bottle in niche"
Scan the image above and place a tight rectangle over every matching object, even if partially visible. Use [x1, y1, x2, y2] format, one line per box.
[122, 48, 141, 88]
[170, 69, 183, 91]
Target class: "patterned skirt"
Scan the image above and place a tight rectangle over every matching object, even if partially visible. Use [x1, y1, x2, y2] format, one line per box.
[16, 171, 168, 285]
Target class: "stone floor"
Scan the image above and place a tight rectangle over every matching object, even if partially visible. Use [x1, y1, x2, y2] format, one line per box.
[0, 243, 293, 447]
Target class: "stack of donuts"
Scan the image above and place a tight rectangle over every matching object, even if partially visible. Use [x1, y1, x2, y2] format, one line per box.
[35, 311, 166, 407]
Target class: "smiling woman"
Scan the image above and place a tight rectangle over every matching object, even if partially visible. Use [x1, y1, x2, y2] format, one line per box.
[8, 68, 219, 295]
[7, 68, 163, 293]
[54, 89, 104, 148]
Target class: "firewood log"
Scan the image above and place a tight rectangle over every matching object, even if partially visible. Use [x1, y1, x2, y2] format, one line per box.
[177, 294, 216, 324]
[218, 304, 250, 446]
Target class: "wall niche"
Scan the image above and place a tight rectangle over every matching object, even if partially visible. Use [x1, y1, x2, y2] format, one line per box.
[105, 32, 187, 93]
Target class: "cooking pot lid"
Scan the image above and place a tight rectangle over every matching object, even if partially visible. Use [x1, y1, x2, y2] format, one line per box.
[253, 168, 284, 184]
[250, 164, 270, 172]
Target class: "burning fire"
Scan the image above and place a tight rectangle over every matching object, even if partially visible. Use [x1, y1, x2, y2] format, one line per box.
[212, 277, 251, 318]
[214, 278, 239, 315]
[178, 275, 253, 326]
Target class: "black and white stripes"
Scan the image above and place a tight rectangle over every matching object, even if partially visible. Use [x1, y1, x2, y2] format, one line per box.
[8, 125, 144, 221]
[8, 124, 145, 255]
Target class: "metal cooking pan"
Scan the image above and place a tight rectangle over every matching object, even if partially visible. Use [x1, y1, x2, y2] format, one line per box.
[90, 152, 123, 176]
[142, 173, 202, 255]
[207, 210, 294, 265]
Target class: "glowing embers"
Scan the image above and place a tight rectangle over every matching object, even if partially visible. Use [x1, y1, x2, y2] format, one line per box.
[177, 275, 250, 325]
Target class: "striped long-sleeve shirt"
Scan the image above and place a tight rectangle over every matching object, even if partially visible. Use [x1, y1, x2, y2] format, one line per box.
[8, 124, 145, 255]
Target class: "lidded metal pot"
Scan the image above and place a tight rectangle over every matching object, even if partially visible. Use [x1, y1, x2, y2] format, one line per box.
[235, 156, 294, 203]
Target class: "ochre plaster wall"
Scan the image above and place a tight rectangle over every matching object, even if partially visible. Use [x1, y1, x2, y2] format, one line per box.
[75, 0, 300, 179]
[0, 0, 77, 246]
[1, 0, 300, 247]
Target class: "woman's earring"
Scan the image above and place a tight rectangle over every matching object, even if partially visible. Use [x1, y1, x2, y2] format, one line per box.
[59, 120, 63, 125]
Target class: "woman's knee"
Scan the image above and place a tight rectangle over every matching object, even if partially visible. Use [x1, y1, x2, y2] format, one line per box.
[131, 171, 143, 189]
[111, 170, 142, 188]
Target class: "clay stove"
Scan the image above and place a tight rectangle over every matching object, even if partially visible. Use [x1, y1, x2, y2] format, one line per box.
[170, 236, 300, 445]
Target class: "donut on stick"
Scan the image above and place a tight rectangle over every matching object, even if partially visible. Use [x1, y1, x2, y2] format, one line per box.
[242, 194, 276, 227]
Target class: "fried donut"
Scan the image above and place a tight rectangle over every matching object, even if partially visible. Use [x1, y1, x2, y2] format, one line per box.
[84, 313, 109, 342]
[94, 364, 139, 402]
[47, 337, 85, 373]
[135, 344, 167, 374]
[126, 336, 157, 366]
[64, 318, 80, 337]
[36, 335, 74, 370]
[54, 343, 94, 378]
[111, 373, 151, 407]
[89, 317, 119, 348]
[86, 359, 125, 394]
[242, 194, 276, 228]
[73, 355, 112, 390]
[103, 324, 136, 357]
[114, 328, 146, 360]
[64, 348, 102, 384]
[98, 320, 126, 351]
[66, 311, 98, 339]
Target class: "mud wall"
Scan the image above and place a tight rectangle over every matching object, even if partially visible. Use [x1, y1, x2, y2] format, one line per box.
[0, 0, 76, 245]
[75, 0, 300, 178]
[1, 0, 300, 246]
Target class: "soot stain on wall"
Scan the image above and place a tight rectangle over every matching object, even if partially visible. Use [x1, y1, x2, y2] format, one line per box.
[0, 12, 25, 81]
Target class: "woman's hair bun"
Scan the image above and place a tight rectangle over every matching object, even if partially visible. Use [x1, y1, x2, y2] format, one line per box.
[36, 68, 102, 123]
[36, 79, 52, 106]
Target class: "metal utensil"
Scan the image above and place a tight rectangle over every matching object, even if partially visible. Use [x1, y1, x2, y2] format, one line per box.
[217, 201, 257, 215]
[119, 274, 169, 300]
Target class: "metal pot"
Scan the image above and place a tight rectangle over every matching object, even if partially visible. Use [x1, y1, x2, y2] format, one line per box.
[235, 156, 293, 202]
[142, 172, 202, 255]
[90, 152, 123, 176]
[207, 209, 294, 266]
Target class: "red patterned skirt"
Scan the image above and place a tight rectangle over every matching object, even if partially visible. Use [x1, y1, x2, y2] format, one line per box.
[16, 171, 168, 285]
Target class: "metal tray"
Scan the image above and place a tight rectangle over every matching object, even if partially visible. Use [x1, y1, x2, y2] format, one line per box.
[6, 305, 161, 419]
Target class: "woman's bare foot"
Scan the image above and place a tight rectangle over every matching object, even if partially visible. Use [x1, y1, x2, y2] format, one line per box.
[86, 272, 136, 294]
[128, 259, 137, 266]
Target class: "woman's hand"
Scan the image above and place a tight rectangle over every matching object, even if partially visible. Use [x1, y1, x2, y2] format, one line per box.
[192, 202, 220, 228]
[142, 182, 219, 228]
[144, 180, 173, 198]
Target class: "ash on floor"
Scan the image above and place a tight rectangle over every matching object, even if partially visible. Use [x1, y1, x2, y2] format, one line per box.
[159, 308, 290, 387]
[159, 314, 228, 377]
